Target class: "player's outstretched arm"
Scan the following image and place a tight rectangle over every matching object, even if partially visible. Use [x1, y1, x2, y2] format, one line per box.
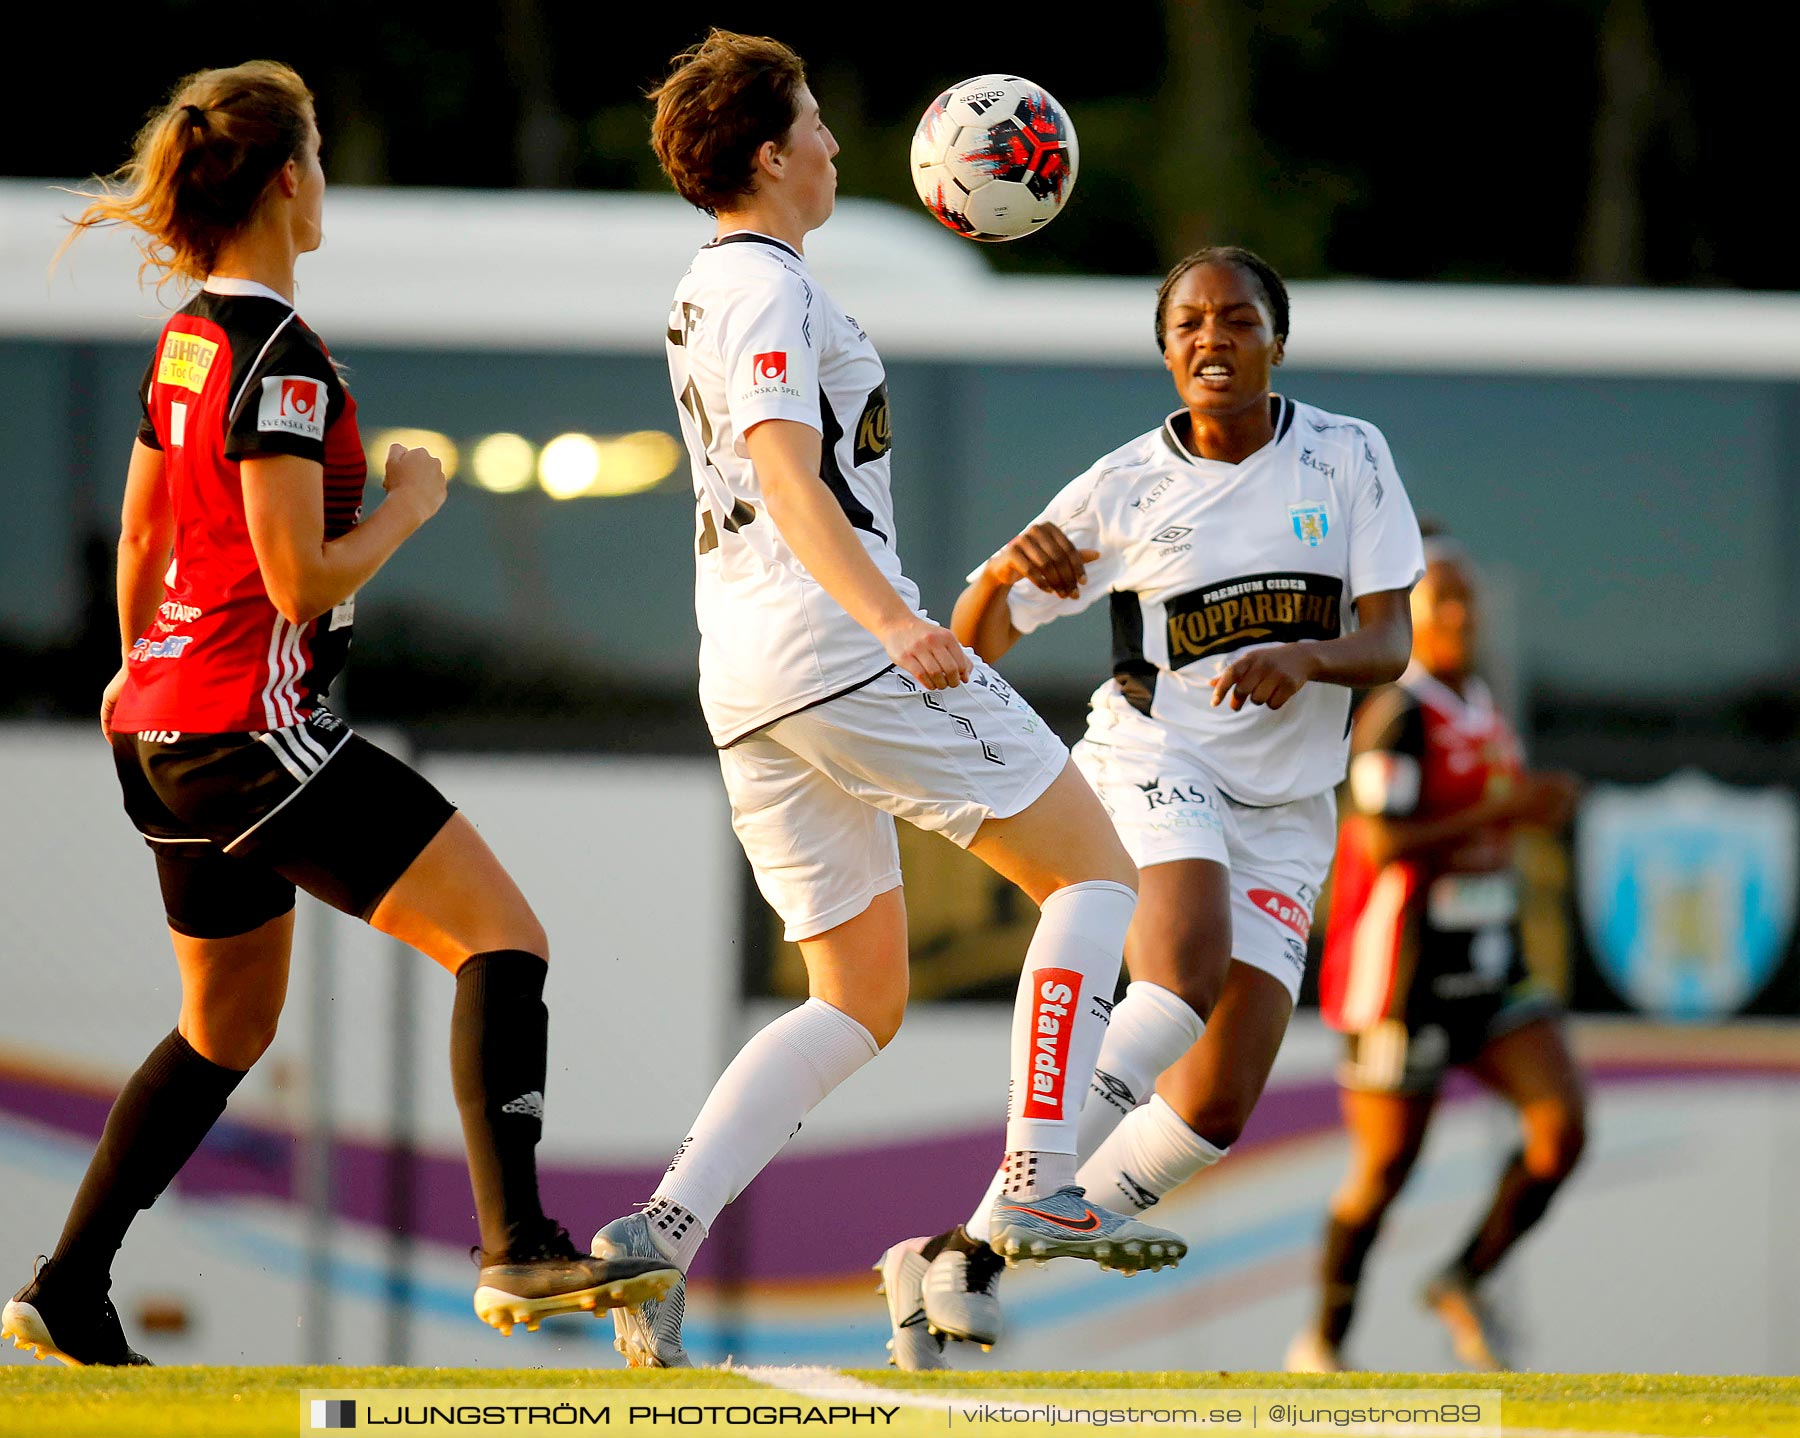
[952, 522, 1099, 663]
[243, 443, 445, 626]
[746, 418, 970, 690]
[1212, 587, 1414, 712]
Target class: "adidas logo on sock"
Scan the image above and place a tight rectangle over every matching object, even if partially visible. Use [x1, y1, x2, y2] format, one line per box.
[501, 1090, 544, 1119]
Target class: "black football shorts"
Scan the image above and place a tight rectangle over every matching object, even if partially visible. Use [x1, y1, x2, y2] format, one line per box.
[1338, 925, 1560, 1097]
[112, 707, 457, 938]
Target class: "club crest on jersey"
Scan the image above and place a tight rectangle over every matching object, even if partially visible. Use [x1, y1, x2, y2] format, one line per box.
[1288, 503, 1329, 547]
[257, 375, 327, 441]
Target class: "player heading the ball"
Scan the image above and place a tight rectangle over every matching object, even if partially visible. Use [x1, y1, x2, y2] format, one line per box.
[586, 29, 1183, 1370]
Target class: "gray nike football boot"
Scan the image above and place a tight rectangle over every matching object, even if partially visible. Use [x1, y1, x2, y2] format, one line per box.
[591, 1213, 692, 1367]
[987, 1185, 1185, 1272]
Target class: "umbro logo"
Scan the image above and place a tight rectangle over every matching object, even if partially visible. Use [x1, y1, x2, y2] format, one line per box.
[1118, 1174, 1160, 1211]
[501, 1090, 544, 1119]
[1151, 526, 1192, 544]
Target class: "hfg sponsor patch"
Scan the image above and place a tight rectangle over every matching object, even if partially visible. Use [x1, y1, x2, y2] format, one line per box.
[1023, 967, 1083, 1117]
[156, 332, 219, 394]
[257, 375, 327, 441]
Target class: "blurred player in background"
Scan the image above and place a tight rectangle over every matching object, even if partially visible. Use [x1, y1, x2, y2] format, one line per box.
[1287, 530, 1585, 1373]
[587, 31, 1184, 1369]
[1, 62, 675, 1368]
[881, 248, 1425, 1368]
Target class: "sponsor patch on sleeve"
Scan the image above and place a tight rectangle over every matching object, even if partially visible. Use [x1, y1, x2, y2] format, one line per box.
[257, 375, 328, 441]
[740, 348, 807, 405]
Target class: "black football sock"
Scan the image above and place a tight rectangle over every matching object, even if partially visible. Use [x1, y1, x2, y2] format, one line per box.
[1447, 1148, 1566, 1283]
[1317, 1212, 1383, 1348]
[48, 1030, 246, 1285]
[451, 950, 551, 1260]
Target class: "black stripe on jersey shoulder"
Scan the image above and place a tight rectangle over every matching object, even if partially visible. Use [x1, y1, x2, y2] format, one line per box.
[219, 307, 336, 429]
[1159, 413, 1197, 465]
[706, 231, 803, 261]
[1353, 682, 1426, 758]
[1273, 394, 1295, 441]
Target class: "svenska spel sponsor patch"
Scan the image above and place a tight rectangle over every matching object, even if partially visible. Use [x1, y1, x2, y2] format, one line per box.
[257, 375, 327, 441]
[156, 332, 219, 394]
[1023, 966, 1083, 1117]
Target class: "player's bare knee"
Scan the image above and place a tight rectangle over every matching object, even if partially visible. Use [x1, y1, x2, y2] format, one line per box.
[187, 1014, 277, 1070]
[827, 990, 903, 1049]
[1088, 842, 1140, 893]
[1135, 929, 1227, 1019]
[864, 1003, 905, 1050]
[1525, 1107, 1585, 1181]
[1183, 1090, 1253, 1150]
[495, 909, 550, 964]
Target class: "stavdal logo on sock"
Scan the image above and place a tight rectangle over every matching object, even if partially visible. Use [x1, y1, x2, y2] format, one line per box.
[501, 1090, 544, 1119]
[1024, 968, 1083, 1117]
[310, 1398, 356, 1428]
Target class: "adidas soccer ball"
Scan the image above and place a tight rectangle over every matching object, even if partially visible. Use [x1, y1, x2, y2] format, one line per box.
[910, 75, 1079, 242]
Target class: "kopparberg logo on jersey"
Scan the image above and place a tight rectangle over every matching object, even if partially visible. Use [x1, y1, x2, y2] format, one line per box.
[854, 382, 891, 465]
[1164, 571, 1342, 669]
[156, 332, 219, 394]
[1288, 502, 1329, 546]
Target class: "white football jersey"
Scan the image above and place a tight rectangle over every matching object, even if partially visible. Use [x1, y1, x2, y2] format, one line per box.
[666, 232, 921, 747]
[987, 397, 1425, 806]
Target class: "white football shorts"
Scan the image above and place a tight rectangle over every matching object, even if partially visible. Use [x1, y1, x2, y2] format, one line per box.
[721, 661, 1069, 941]
[1072, 738, 1336, 1002]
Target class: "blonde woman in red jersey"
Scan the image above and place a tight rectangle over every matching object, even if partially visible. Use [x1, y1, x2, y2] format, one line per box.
[1, 62, 674, 1367]
[1290, 534, 1585, 1372]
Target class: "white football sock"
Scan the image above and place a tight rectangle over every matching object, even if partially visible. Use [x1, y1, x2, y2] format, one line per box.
[1077, 1093, 1226, 1212]
[967, 978, 1201, 1237]
[964, 1166, 1007, 1245]
[651, 997, 878, 1254]
[642, 1196, 708, 1270]
[1078, 981, 1206, 1157]
[1000, 878, 1135, 1197]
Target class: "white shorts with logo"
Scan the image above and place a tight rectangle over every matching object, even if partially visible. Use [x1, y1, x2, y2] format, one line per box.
[721, 662, 1069, 941]
[1072, 739, 1337, 1003]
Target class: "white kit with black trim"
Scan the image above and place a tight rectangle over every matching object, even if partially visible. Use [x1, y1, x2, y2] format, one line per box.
[985, 397, 1426, 807]
[665, 232, 921, 747]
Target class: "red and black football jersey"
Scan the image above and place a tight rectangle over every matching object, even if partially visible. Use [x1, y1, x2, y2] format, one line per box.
[111, 277, 367, 734]
[1320, 664, 1523, 1031]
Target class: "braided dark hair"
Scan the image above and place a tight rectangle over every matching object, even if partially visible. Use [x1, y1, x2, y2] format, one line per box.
[1153, 245, 1290, 353]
